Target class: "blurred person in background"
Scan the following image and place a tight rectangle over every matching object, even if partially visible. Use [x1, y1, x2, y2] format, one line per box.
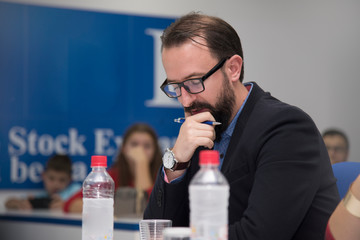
[5, 154, 81, 210]
[65, 123, 162, 215]
[322, 128, 349, 164]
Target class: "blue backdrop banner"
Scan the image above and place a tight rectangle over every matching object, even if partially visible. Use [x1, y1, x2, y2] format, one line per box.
[0, 2, 183, 189]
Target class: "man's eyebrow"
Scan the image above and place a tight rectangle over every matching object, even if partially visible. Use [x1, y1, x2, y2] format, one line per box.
[166, 72, 204, 83]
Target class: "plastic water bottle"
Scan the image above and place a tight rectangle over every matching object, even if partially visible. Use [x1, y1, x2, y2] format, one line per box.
[82, 155, 115, 240]
[189, 150, 229, 240]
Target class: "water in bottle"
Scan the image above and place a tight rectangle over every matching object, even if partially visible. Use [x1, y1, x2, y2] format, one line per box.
[189, 150, 229, 240]
[82, 155, 115, 240]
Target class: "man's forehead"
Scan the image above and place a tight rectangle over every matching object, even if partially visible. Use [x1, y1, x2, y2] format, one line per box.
[163, 37, 209, 54]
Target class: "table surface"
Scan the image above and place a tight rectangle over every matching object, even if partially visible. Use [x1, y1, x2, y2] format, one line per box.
[0, 208, 141, 230]
[0, 190, 142, 239]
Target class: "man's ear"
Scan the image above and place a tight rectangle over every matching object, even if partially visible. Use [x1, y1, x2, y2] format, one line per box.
[227, 55, 242, 82]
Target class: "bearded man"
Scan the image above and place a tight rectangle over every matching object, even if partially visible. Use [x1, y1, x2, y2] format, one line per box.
[144, 12, 339, 240]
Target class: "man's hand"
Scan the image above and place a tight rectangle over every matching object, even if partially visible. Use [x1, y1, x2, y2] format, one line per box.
[172, 111, 216, 163]
[164, 112, 216, 181]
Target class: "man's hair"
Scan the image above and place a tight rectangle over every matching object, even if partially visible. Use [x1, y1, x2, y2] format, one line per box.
[45, 154, 72, 176]
[322, 128, 349, 150]
[161, 12, 245, 82]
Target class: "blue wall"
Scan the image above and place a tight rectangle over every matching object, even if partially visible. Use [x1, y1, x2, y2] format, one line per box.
[0, 2, 183, 189]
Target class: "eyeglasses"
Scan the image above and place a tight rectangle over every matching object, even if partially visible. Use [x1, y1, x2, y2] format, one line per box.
[160, 57, 229, 98]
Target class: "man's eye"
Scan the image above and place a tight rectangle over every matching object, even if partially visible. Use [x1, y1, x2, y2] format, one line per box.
[192, 80, 202, 85]
[186, 79, 201, 86]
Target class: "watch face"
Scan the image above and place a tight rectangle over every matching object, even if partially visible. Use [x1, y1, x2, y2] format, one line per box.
[163, 151, 175, 169]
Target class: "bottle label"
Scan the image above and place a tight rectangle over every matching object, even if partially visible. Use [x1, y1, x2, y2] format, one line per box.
[82, 198, 114, 240]
[189, 185, 229, 240]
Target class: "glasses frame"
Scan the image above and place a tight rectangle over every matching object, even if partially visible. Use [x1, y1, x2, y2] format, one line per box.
[160, 57, 229, 98]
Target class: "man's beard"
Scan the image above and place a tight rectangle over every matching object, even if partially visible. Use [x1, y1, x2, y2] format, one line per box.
[184, 73, 236, 142]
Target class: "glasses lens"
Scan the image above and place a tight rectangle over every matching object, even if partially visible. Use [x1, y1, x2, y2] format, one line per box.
[183, 79, 204, 94]
[163, 83, 180, 97]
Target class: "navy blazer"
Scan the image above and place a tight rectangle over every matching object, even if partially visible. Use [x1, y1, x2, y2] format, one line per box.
[144, 82, 339, 240]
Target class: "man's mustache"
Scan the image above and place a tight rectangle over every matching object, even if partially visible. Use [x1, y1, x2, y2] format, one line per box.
[184, 102, 214, 113]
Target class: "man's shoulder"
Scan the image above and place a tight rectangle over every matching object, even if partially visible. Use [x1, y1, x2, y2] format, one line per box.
[248, 82, 311, 122]
[240, 82, 316, 137]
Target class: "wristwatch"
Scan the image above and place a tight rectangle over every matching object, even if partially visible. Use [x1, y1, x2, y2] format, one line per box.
[163, 148, 191, 171]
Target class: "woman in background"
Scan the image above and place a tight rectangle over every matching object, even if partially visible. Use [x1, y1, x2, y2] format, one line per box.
[64, 123, 162, 213]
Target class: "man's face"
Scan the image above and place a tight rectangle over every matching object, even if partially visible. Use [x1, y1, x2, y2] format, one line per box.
[162, 40, 235, 140]
[323, 135, 348, 164]
[42, 169, 71, 195]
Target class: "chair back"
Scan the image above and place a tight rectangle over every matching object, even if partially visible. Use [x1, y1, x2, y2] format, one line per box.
[332, 161, 360, 198]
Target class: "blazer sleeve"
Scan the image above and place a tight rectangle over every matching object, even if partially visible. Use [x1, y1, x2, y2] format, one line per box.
[144, 166, 190, 226]
[144, 167, 189, 226]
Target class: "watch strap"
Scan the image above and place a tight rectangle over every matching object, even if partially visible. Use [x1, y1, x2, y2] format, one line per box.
[173, 160, 191, 171]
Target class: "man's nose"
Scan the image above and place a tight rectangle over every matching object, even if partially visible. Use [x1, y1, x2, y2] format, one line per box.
[178, 87, 195, 107]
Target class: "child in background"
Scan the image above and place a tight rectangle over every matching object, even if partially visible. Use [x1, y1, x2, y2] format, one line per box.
[5, 154, 81, 210]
